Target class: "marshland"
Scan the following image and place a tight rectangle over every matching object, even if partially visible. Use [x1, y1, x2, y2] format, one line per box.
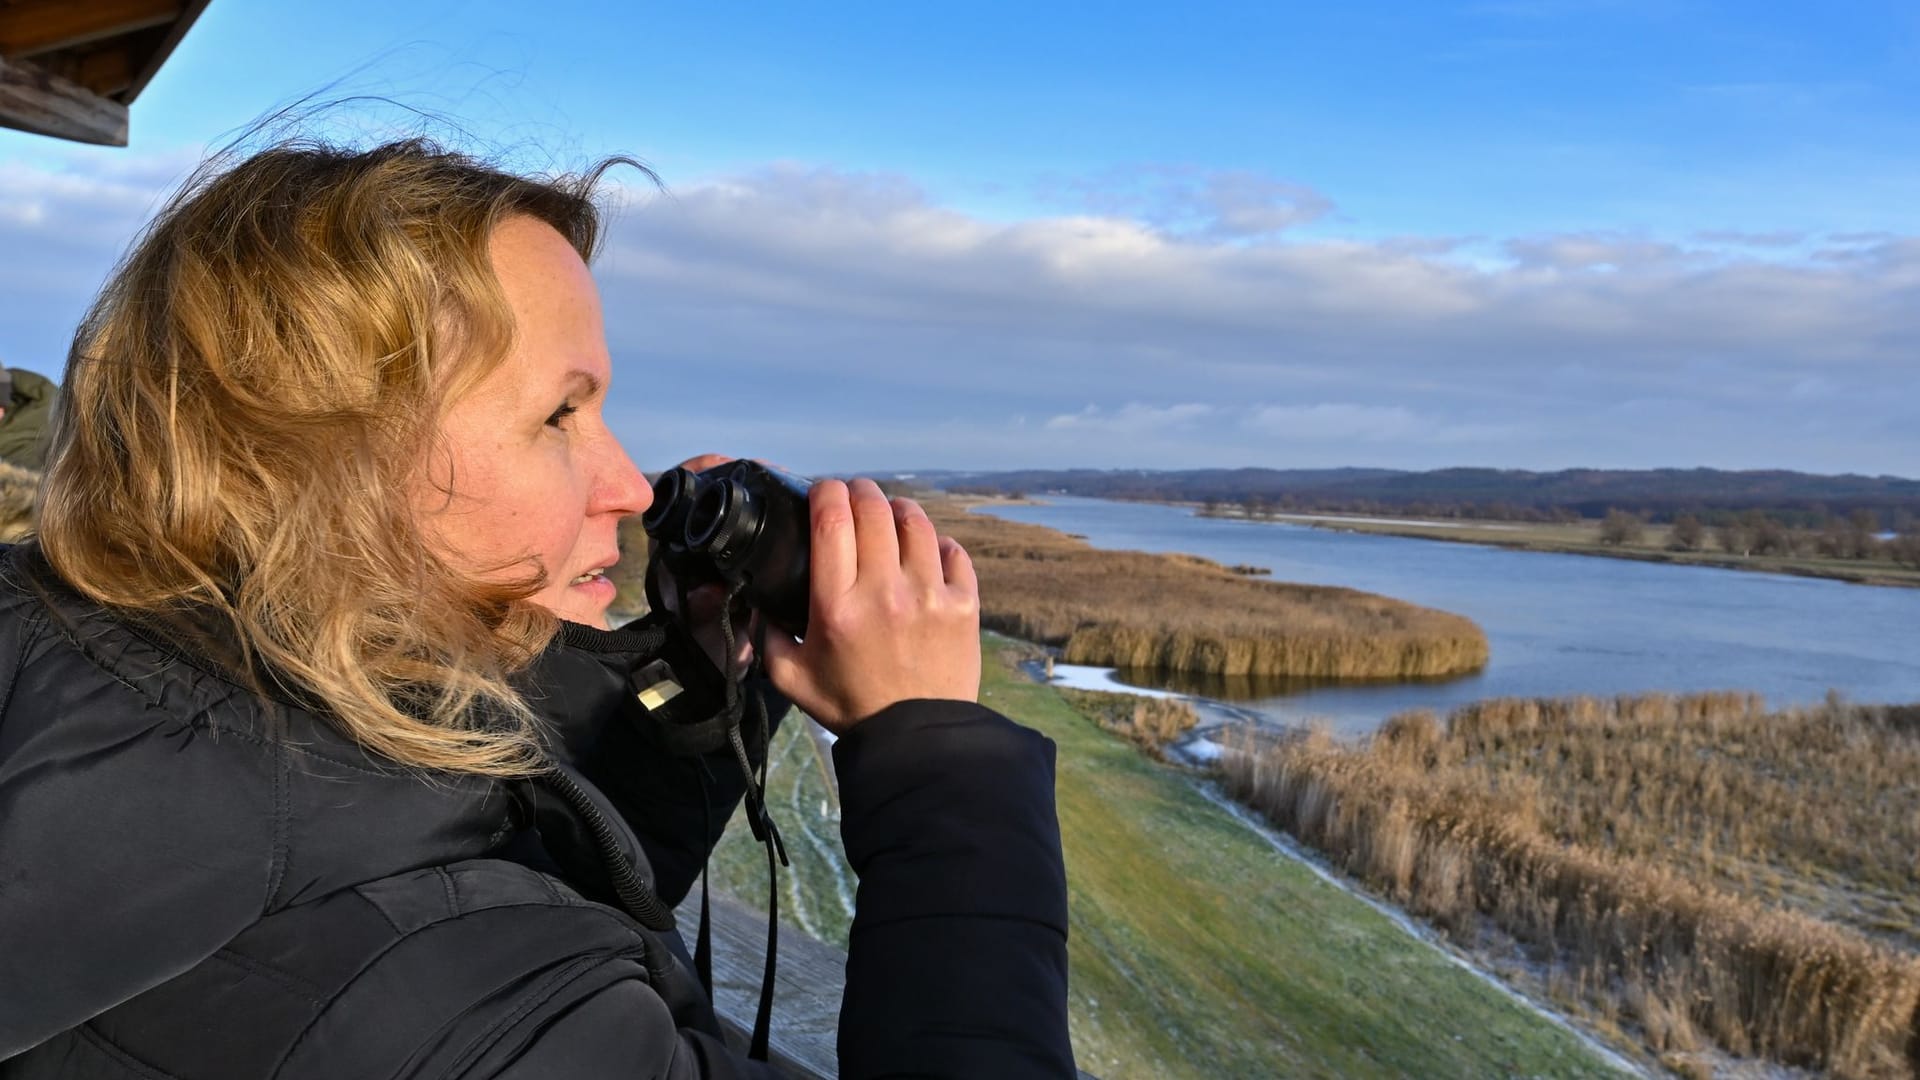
[1219, 695, 1920, 1077]
[978, 495, 1920, 733]
[968, 495, 1920, 1077]
[922, 499, 1491, 681]
[641, 489, 1920, 1076]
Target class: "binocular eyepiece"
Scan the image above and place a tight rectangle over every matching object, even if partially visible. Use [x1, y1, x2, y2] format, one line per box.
[642, 460, 812, 639]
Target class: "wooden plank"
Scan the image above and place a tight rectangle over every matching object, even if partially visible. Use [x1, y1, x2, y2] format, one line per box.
[0, 0, 180, 60]
[676, 890, 844, 1079]
[47, 41, 137, 98]
[0, 53, 126, 145]
[121, 0, 207, 103]
[678, 889, 1103, 1079]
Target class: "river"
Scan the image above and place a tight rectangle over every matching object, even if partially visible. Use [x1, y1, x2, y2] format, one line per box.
[974, 497, 1920, 736]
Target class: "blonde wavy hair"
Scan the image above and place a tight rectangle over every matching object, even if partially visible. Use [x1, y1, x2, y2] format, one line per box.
[37, 138, 633, 777]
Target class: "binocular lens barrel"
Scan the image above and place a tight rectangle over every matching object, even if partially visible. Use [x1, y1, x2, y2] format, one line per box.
[641, 467, 700, 539]
[640, 460, 813, 639]
[685, 477, 739, 555]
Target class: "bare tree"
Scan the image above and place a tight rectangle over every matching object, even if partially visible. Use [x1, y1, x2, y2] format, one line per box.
[1845, 508, 1882, 560]
[1716, 520, 1749, 557]
[1599, 508, 1644, 546]
[1751, 514, 1793, 557]
[1669, 514, 1705, 552]
[1891, 531, 1920, 569]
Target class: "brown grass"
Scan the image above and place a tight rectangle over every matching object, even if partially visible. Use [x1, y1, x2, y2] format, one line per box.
[928, 500, 1489, 679]
[0, 462, 38, 543]
[1057, 687, 1200, 760]
[1218, 693, 1920, 1077]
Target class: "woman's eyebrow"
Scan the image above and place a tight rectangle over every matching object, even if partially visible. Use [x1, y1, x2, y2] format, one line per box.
[562, 370, 604, 397]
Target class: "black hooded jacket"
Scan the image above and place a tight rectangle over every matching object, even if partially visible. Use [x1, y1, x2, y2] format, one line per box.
[0, 542, 1074, 1078]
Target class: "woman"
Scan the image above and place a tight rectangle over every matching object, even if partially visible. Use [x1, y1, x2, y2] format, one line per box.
[0, 139, 1073, 1078]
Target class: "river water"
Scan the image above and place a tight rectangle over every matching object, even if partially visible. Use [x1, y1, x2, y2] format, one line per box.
[974, 498, 1920, 735]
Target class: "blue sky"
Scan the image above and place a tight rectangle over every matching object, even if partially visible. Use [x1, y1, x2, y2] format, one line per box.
[3, 1, 1917, 474]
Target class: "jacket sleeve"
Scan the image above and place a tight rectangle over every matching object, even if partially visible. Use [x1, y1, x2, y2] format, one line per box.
[0, 631, 274, 1057]
[831, 700, 1075, 1079]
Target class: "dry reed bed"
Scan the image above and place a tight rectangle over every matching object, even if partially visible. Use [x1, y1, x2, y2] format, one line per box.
[1219, 693, 1920, 1078]
[1056, 687, 1200, 760]
[927, 501, 1488, 679]
[1437, 695, 1920, 942]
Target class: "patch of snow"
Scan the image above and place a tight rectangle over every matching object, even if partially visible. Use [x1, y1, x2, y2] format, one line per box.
[1047, 663, 1186, 699]
[1174, 737, 1224, 765]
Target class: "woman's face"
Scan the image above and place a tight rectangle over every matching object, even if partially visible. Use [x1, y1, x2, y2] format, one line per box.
[419, 215, 651, 627]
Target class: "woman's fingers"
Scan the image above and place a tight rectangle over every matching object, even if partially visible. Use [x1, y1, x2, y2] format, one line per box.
[674, 452, 733, 473]
[757, 616, 813, 700]
[847, 479, 901, 581]
[773, 479, 984, 734]
[809, 480, 858, 604]
[892, 497, 943, 584]
[939, 535, 977, 595]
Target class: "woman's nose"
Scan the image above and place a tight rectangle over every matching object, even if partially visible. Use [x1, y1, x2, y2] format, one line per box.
[598, 437, 652, 518]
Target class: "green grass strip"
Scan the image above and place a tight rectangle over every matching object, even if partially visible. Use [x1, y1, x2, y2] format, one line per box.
[708, 634, 1624, 1078]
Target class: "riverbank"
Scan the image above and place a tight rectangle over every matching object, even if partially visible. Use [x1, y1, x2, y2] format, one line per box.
[929, 497, 1490, 679]
[975, 495, 1920, 730]
[709, 634, 1633, 1078]
[1192, 506, 1920, 588]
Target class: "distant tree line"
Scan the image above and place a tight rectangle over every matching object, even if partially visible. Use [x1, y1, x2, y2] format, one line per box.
[946, 483, 1029, 499]
[1208, 495, 1920, 568]
[1206, 492, 1590, 524]
[933, 467, 1920, 530]
[1597, 506, 1920, 567]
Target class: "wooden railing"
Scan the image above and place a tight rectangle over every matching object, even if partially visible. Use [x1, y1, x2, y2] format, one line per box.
[677, 890, 843, 1077]
[679, 891, 1099, 1079]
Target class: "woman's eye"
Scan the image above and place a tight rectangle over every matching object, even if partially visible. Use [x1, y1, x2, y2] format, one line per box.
[546, 401, 579, 429]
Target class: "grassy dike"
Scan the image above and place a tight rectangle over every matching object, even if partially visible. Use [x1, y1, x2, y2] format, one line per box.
[708, 634, 1625, 1079]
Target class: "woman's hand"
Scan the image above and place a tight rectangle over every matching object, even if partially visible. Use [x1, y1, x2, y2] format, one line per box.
[760, 478, 981, 735]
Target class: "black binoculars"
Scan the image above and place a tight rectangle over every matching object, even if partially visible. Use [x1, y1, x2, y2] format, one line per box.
[642, 460, 813, 639]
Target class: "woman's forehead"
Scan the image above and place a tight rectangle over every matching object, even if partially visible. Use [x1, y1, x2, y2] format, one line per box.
[488, 217, 610, 389]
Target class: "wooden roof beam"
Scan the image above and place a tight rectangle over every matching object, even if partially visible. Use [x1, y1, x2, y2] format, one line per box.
[0, 53, 128, 145]
[0, 0, 182, 61]
[122, 0, 209, 103]
[35, 39, 142, 99]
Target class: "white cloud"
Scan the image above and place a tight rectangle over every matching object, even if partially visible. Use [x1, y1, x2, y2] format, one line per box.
[1244, 404, 1531, 445]
[1246, 403, 1421, 441]
[1034, 165, 1334, 241]
[2, 150, 1915, 474]
[1045, 402, 1214, 432]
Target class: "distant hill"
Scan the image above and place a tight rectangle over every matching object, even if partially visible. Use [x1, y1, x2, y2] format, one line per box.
[911, 466, 1920, 527]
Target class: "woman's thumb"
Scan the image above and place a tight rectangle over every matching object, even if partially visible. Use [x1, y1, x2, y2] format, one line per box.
[757, 623, 812, 706]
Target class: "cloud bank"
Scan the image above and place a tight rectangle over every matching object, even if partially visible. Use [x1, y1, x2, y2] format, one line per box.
[3, 150, 1914, 475]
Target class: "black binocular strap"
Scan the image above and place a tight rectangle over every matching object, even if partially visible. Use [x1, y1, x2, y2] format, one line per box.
[716, 582, 789, 1063]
